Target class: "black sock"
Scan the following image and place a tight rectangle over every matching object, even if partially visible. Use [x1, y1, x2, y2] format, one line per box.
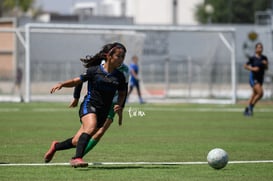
[55, 137, 75, 151]
[74, 133, 91, 159]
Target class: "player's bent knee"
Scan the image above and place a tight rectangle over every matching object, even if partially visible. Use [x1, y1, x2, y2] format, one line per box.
[72, 138, 78, 146]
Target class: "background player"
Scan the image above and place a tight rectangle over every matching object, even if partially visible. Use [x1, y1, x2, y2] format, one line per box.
[127, 55, 145, 104]
[243, 42, 269, 116]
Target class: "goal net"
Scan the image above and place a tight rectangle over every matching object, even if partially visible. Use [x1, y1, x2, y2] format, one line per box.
[139, 27, 236, 104]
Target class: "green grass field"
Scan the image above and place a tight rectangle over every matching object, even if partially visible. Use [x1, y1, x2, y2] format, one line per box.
[0, 102, 273, 181]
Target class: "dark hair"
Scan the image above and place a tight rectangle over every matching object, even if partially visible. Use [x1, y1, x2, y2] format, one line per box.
[255, 42, 263, 48]
[80, 42, 127, 68]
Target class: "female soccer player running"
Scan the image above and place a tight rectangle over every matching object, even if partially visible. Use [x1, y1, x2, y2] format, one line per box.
[243, 42, 269, 116]
[44, 42, 127, 167]
[70, 62, 129, 156]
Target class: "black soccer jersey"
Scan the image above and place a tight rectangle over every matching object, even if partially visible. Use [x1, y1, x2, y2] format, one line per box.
[80, 64, 127, 111]
[246, 54, 268, 85]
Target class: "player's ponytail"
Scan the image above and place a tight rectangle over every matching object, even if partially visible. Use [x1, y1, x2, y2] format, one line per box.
[80, 51, 106, 68]
[80, 42, 126, 68]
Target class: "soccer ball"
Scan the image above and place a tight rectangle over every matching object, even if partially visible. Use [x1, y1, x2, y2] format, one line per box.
[207, 148, 229, 169]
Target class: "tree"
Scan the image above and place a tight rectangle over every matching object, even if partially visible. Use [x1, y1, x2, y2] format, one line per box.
[194, 0, 272, 24]
[0, 0, 35, 17]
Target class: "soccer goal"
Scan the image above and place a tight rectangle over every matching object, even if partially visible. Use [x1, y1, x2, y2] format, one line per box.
[1, 23, 236, 104]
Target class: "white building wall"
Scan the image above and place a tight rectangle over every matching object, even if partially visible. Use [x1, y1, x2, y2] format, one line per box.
[129, 0, 172, 24]
[127, 0, 204, 25]
[177, 0, 203, 25]
[71, 0, 204, 25]
[99, 0, 122, 16]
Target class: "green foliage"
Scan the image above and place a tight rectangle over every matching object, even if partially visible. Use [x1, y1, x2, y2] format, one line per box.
[0, 0, 34, 16]
[0, 102, 273, 181]
[195, 0, 272, 24]
[3, 0, 34, 12]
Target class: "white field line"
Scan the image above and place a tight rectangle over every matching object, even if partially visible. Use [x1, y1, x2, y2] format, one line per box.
[0, 107, 272, 113]
[0, 108, 19, 112]
[1, 160, 273, 167]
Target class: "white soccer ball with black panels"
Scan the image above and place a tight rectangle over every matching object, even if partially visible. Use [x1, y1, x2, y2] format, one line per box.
[207, 148, 229, 169]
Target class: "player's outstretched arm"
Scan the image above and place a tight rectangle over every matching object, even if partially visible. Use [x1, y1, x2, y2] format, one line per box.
[50, 77, 82, 94]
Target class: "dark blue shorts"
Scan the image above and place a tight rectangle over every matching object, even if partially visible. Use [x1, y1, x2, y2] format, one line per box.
[78, 101, 108, 128]
[249, 72, 264, 87]
[249, 78, 263, 87]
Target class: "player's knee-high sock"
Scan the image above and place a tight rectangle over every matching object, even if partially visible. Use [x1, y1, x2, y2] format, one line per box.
[55, 137, 75, 151]
[248, 104, 254, 112]
[83, 138, 99, 156]
[74, 133, 91, 159]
